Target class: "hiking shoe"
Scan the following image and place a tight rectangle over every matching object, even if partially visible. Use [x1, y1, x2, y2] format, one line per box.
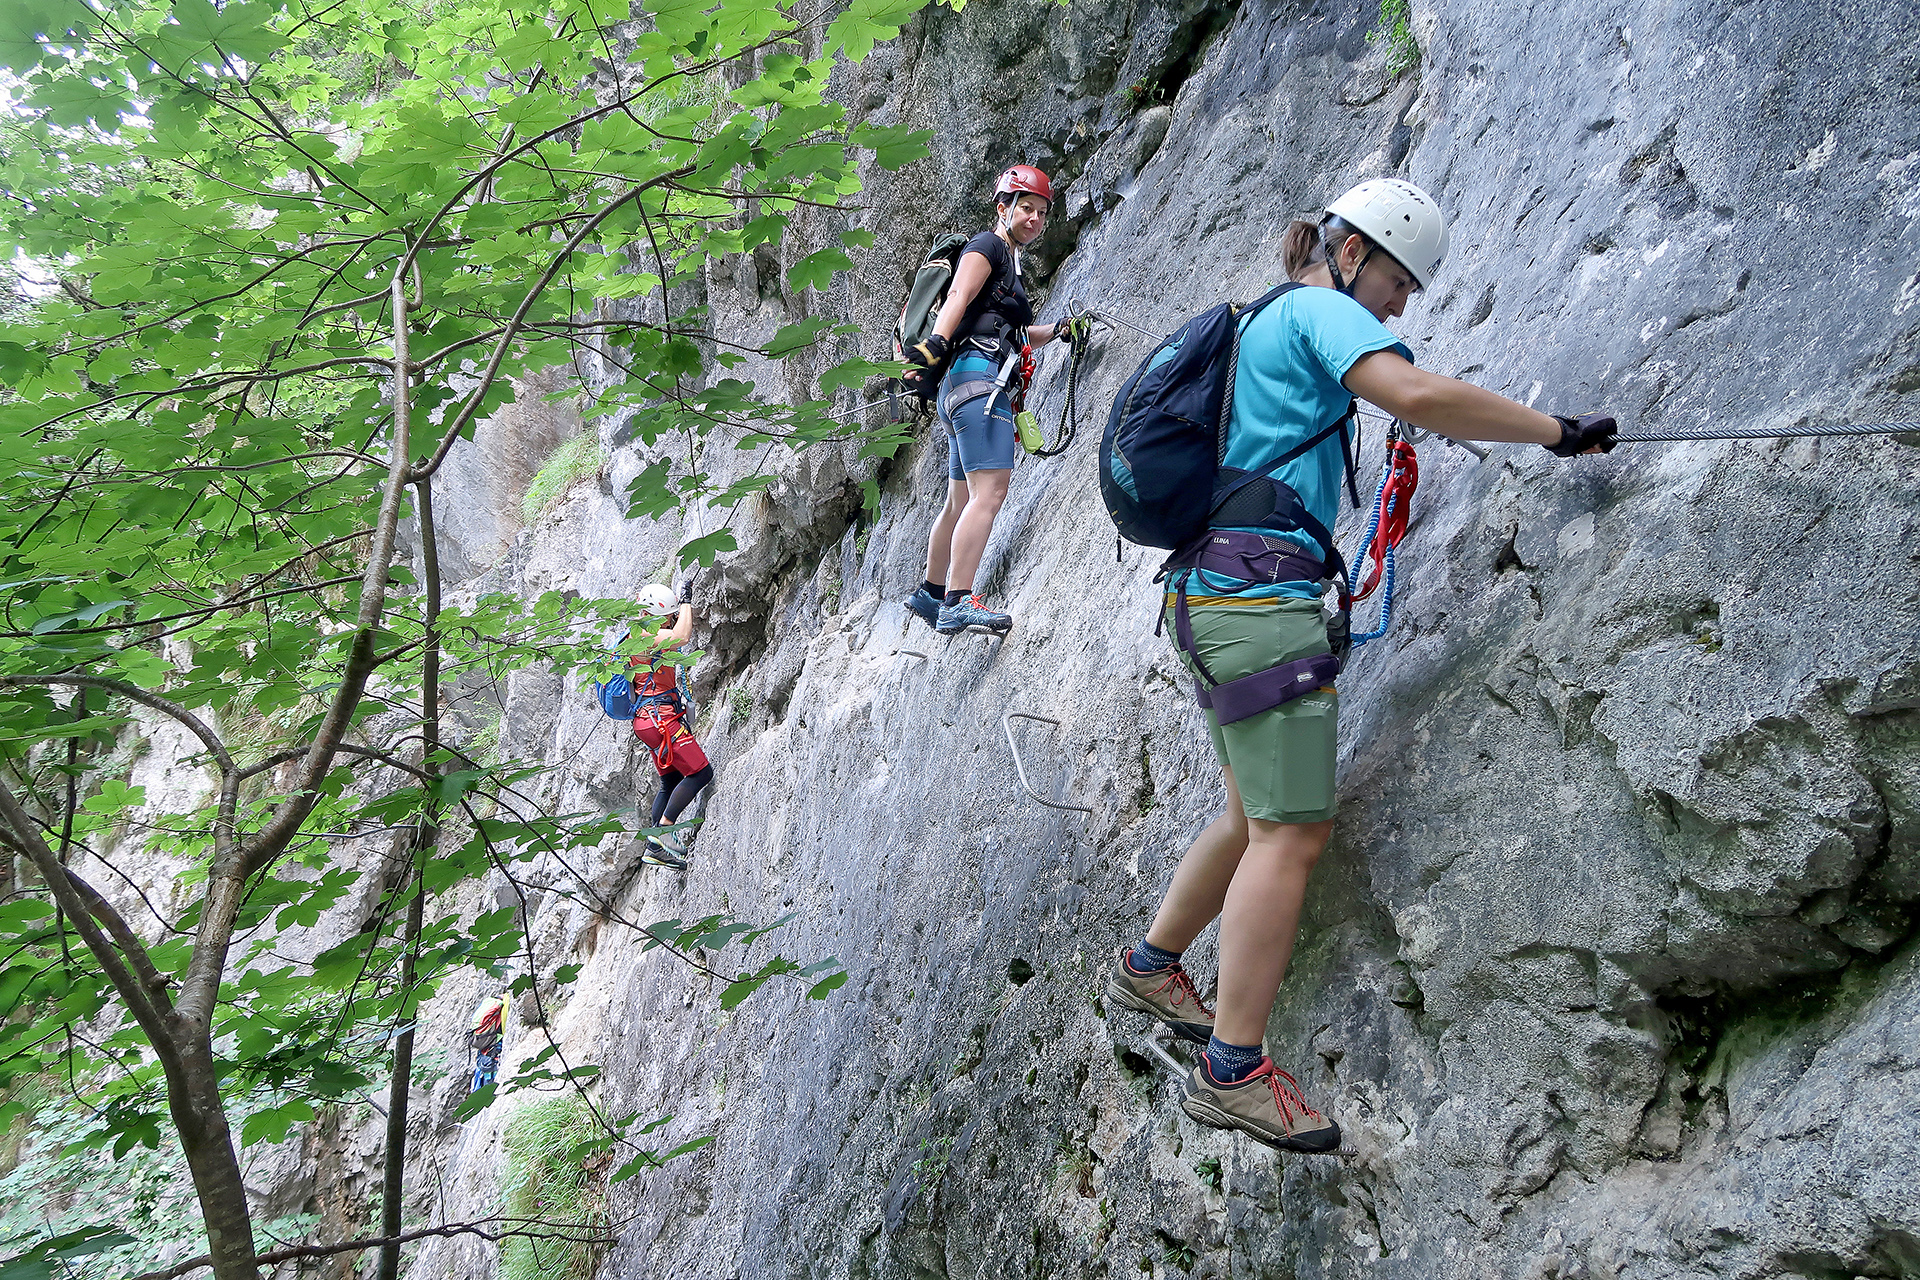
[1104, 947, 1215, 1045]
[1180, 1057, 1341, 1153]
[641, 833, 688, 870]
[936, 594, 1012, 636]
[904, 586, 942, 629]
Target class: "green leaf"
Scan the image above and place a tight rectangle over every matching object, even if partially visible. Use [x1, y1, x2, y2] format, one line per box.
[765, 316, 833, 357]
[0, 1225, 137, 1280]
[808, 970, 849, 1000]
[849, 123, 933, 171]
[29, 600, 133, 635]
[0, 0, 65, 73]
[430, 769, 491, 805]
[240, 1097, 314, 1147]
[160, 0, 290, 67]
[786, 247, 854, 293]
[677, 528, 737, 568]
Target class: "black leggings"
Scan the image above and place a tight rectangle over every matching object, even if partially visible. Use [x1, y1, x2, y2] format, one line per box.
[650, 764, 714, 826]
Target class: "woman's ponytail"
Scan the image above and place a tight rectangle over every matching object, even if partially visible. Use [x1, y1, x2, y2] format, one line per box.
[1282, 218, 1323, 281]
[1283, 213, 1369, 282]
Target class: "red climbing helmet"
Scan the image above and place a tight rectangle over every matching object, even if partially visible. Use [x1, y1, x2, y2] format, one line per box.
[995, 164, 1053, 206]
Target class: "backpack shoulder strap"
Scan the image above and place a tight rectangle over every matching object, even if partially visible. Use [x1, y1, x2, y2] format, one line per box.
[1228, 404, 1354, 492]
[1234, 280, 1305, 321]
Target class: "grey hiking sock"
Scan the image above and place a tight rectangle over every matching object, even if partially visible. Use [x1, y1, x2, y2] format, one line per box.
[1202, 1037, 1264, 1085]
[1126, 939, 1183, 975]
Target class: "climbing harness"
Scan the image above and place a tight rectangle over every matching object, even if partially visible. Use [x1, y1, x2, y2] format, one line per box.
[1349, 427, 1419, 647]
[1002, 712, 1094, 815]
[1163, 552, 1346, 724]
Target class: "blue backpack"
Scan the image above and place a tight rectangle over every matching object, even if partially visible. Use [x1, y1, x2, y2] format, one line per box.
[1099, 281, 1355, 560]
[592, 674, 637, 719]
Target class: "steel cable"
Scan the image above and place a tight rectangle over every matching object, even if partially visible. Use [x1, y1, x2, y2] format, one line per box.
[1613, 421, 1920, 443]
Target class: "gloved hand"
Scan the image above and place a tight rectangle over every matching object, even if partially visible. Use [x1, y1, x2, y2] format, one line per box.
[905, 332, 949, 370]
[902, 332, 949, 390]
[1546, 413, 1619, 456]
[1057, 315, 1093, 349]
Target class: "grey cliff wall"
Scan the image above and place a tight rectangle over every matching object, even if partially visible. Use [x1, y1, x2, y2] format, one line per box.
[356, 0, 1920, 1277]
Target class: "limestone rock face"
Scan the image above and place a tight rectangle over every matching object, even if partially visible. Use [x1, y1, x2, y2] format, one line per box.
[387, 0, 1920, 1277]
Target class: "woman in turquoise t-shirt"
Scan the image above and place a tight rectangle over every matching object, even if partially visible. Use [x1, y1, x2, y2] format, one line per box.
[1105, 179, 1619, 1153]
[900, 166, 1078, 638]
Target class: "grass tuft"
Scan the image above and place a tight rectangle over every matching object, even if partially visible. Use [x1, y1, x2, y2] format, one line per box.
[499, 1095, 607, 1280]
[1368, 0, 1419, 77]
[521, 433, 606, 524]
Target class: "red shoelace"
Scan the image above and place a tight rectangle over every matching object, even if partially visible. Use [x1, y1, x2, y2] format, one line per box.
[1252, 1060, 1320, 1124]
[1146, 964, 1214, 1017]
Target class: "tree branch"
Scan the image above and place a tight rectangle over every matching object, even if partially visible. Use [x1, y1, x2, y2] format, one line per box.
[0, 574, 362, 640]
[0, 675, 233, 775]
[411, 168, 694, 484]
[125, 1215, 618, 1280]
[0, 775, 183, 1075]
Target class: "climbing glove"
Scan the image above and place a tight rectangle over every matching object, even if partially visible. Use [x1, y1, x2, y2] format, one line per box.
[1057, 315, 1093, 349]
[1547, 413, 1619, 457]
[905, 332, 949, 369]
[902, 332, 949, 390]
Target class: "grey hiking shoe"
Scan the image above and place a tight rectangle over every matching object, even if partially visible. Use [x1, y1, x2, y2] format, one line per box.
[936, 593, 1012, 636]
[642, 832, 688, 870]
[1180, 1056, 1341, 1153]
[1104, 947, 1215, 1045]
[904, 586, 941, 629]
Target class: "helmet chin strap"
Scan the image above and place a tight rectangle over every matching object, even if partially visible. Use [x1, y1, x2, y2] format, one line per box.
[1324, 234, 1374, 299]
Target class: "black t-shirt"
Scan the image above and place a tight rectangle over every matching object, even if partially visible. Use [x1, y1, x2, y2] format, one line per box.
[955, 231, 1033, 345]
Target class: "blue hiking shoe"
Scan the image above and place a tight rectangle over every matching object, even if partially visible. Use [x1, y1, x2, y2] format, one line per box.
[936, 593, 1012, 637]
[904, 586, 941, 629]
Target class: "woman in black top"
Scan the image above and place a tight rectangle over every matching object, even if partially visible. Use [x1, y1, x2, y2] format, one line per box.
[902, 165, 1076, 636]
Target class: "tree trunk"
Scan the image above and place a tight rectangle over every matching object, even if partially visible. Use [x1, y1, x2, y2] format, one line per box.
[169, 1044, 263, 1280]
[377, 471, 443, 1280]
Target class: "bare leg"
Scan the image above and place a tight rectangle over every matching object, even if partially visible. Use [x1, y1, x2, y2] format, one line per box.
[1210, 816, 1333, 1045]
[923, 477, 970, 585]
[1145, 765, 1251, 952]
[945, 467, 1011, 591]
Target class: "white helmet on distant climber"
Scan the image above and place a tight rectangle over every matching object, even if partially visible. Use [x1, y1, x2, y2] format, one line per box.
[1325, 179, 1449, 289]
[636, 584, 677, 617]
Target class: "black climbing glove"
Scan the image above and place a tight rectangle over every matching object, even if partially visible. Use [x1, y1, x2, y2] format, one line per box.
[1546, 413, 1619, 457]
[1057, 316, 1092, 349]
[905, 332, 949, 370]
[902, 332, 949, 390]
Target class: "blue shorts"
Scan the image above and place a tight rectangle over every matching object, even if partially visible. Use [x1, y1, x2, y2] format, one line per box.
[942, 353, 1018, 479]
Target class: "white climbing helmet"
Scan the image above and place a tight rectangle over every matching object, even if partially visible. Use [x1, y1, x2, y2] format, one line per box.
[1325, 179, 1450, 289]
[636, 584, 677, 617]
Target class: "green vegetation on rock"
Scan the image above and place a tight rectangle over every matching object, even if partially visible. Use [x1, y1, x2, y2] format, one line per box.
[523, 433, 608, 524]
[1369, 0, 1420, 76]
[501, 1096, 607, 1280]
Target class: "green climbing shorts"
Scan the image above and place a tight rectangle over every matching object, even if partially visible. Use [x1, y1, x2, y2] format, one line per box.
[1162, 594, 1339, 825]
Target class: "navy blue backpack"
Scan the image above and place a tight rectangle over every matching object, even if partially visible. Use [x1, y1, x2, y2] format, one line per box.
[1099, 281, 1356, 560]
